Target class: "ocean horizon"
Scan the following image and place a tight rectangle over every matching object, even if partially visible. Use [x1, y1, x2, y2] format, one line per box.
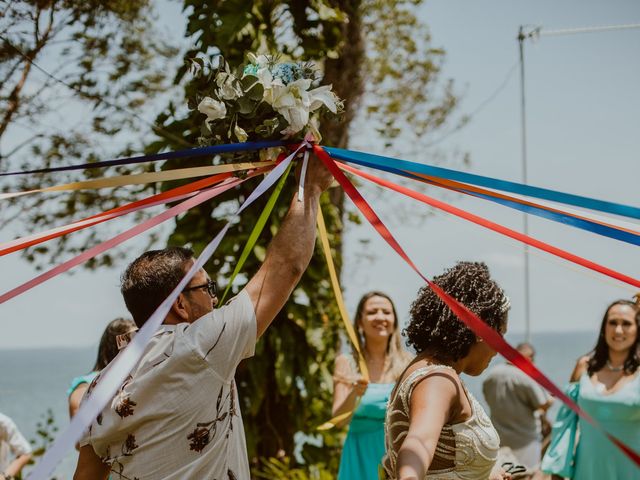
[0, 329, 597, 478]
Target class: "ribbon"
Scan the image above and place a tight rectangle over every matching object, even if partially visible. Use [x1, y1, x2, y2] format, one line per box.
[0, 164, 274, 258]
[314, 144, 640, 467]
[0, 177, 243, 305]
[325, 146, 640, 220]
[219, 161, 293, 304]
[26, 143, 304, 480]
[1, 140, 289, 177]
[316, 206, 369, 431]
[297, 149, 310, 202]
[337, 162, 640, 290]
[0, 161, 272, 199]
[395, 170, 640, 246]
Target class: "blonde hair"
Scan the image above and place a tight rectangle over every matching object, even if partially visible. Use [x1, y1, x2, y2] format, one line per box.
[352, 291, 412, 383]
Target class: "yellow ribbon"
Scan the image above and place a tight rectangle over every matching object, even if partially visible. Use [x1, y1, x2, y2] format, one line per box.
[0, 161, 274, 200]
[316, 206, 369, 430]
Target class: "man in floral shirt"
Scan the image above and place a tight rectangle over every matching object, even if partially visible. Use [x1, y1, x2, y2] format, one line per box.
[74, 157, 333, 480]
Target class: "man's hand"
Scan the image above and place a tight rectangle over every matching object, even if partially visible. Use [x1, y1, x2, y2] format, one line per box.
[351, 377, 369, 397]
[298, 150, 333, 194]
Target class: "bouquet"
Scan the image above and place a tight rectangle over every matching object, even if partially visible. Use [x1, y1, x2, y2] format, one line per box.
[193, 53, 343, 158]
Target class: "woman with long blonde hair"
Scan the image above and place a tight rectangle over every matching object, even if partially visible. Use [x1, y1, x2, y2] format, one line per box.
[332, 291, 413, 480]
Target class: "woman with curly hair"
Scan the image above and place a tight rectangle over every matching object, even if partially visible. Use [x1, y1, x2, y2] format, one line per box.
[383, 261, 512, 480]
[332, 291, 413, 480]
[542, 298, 640, 479]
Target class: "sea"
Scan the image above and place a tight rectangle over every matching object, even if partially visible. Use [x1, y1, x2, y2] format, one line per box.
[0, 330, 596, 479]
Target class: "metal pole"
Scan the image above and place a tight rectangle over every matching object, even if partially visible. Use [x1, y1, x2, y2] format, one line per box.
[518, 26, 531, 342]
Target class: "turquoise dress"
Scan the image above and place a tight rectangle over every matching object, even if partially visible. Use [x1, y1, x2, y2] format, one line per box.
[574, 372, 640, 479]
[338, 383, 393, 480]
[67, 371, 98, 397]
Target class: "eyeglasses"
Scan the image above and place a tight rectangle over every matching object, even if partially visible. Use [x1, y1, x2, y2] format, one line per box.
[183, 280, 217, 298]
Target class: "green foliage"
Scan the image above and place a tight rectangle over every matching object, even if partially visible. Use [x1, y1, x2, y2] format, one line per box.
[190, 55, 342, 147]
[0, 0, 178, 266]
[362, 0, 460, 147]
[253, 456, 334, 480]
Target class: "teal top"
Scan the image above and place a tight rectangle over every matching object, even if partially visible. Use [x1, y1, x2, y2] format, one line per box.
[574, 372, 640, 479]
[338, 383, 394, 480]
[67, 371, 98, 397]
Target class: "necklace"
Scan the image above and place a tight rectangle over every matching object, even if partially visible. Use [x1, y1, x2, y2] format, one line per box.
[606, 360, 624, 372]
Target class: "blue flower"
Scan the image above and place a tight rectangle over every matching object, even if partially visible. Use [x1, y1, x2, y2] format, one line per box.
[272, 63, 303, 85]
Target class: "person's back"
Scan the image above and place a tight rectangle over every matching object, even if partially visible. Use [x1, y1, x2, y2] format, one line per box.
[482, 361, 549, 469]
[82, 293, 254, 479]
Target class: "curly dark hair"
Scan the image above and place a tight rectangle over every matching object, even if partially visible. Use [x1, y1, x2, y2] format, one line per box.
[404, 261, 509, 362]
[587, 300, 640, 376]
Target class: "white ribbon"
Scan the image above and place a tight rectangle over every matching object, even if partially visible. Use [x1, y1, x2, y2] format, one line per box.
[297, 149, 310, 202]
[27, 143, 305, 479]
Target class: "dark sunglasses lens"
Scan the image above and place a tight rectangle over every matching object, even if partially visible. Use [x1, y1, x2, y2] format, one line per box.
[208, 281, 217, 297]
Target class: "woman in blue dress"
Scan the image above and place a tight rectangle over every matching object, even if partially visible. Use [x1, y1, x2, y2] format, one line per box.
[545, 298, 639, 479]
[332, 292, 412, 480]
[68, 318, 137, 418]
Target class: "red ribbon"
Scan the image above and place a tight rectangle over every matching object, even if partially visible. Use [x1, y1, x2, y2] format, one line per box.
[338, 161, 640, 289]
[0, 168, 275, 258]
[408, 171, 640, 236]
[314, 144, 640, 467]
[0, 176, 247, 304]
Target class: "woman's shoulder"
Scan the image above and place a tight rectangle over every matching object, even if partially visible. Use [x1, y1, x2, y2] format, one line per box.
[576, 355, 590, 370]
[67, 371, 98, 397]
[399, 362, 460, 393]
[570, 355, 590, 382]
[334, 352, 358, 375]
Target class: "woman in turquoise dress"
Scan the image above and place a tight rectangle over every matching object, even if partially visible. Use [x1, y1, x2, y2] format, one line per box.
[68, 318, 136, 418]
[332, 292, 412, 480]
[543, 298, 640, 479]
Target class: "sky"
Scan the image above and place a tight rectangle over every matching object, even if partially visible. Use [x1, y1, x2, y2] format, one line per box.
[0, 0, 639, 349]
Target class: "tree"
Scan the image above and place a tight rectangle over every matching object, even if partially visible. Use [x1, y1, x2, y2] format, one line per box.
[0, 0, 178, 266]
[1, 0, 460, 474]
[146, 0, 460, 472]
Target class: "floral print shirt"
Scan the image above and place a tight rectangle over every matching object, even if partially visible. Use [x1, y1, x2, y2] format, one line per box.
[81, 290, 256, 480]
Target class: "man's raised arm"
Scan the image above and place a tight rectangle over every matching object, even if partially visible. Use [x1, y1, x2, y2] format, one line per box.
[245, 152, 333, 338]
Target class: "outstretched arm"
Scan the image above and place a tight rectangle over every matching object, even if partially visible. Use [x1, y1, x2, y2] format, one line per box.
[245, 152, 333, 338]
[331, 354, 369, 427]
[396, 374, 458, 480]
[4, 453, 31, 477]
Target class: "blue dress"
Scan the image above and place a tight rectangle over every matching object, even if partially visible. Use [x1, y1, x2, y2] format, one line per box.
[67, 371, 98, 397]
[338, 383, 394, 480]
[573, 372, 640, 479]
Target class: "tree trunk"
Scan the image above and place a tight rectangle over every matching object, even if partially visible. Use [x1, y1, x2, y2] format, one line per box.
[321, 0, 365, 220]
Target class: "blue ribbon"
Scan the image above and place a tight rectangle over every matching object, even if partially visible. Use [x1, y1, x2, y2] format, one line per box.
[0, 141, 291, 177]
[333, 157, 640, 246]
[464, 189, 640, 247]
[325, 147, 640, 220]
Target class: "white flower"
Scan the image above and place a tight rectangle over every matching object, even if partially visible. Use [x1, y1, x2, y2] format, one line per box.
[197, 97, 226, 122]
[234, 125, 248, 142]
[216, 73, 242, 101]
[262, 79, 316, 133]
[247, 53, 270, 67]
[308, 85, 340, 113]
[279, 106, 310, 134]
